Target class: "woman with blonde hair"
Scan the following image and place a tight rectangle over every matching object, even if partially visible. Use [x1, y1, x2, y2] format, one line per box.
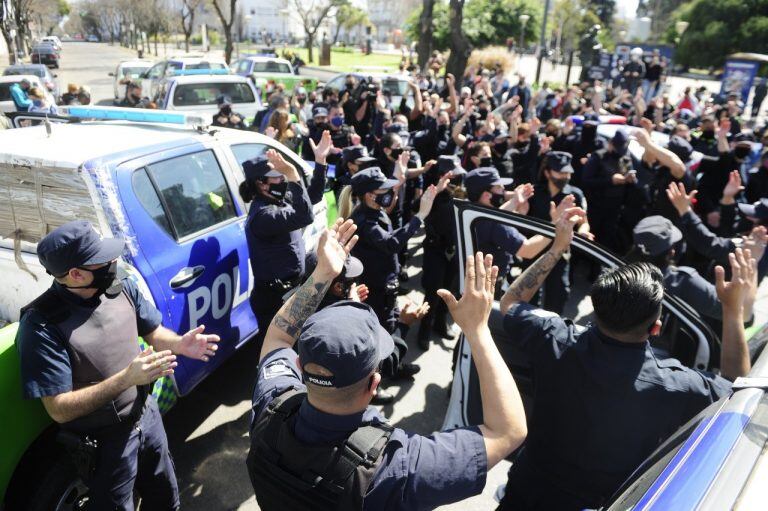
[28, 87, 58, 114]
[265, 109, 299, 152]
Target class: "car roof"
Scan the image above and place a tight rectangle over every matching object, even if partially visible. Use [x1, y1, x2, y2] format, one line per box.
[0, 122, 204, 168]
[332, 72, 406, 81]
[168, 56, 227, 64]
[242, 56, 291, 65]
[0, 75, 43, 84]
[165, 74, 250, 85]
[119, 60, 154, 67]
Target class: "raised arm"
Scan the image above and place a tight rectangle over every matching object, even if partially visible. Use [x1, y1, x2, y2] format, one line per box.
[260, 219, 359, 361]
[438, 253, 526, 467]
[715, 248, 755, 380]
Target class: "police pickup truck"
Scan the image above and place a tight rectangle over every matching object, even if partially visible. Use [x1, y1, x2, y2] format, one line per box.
[0, 107, 327, 510]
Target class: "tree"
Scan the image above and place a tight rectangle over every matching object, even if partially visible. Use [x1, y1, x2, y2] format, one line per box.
[293, 0, 348, 64]
[673, 0, 768, 69]
[445, 0, 471, 79]
[592, 0, 615, 30]
[210, 0, 237, 64]
[415, 0, 436, 70]
[1, 0, 18, 64]
[332, 3, 367, 45]
[180, 0, 202, 52]
[551, 0, 601, 55]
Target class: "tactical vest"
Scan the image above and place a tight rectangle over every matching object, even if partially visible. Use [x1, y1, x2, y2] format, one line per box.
[20, 284, 144, 433]
[247, 387, 393, 511]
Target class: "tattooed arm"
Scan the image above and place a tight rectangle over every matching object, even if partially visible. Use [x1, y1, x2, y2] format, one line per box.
[500, 207, 585, 315]
[260, 219, 359, 362]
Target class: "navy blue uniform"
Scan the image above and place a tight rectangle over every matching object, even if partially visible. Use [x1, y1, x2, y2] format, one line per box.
[246, 181, 314, 338]
[252, 348, 488, 510]
[350, 204, 422, 331]
[664, 266, 721, 320]
[498, 303, 731, 511]
[473, 218, 525, 292]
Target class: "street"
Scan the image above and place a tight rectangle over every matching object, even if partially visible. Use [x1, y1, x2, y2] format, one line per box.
[8, 42, 767, 511]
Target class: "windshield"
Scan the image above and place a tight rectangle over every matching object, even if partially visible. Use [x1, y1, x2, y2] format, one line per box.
[185, 62, 227, 70]
[3, 67, 45, 78]
[251, 61, 291, 74]
[173, 82, 255, 106]
[122, 66, 151, 77]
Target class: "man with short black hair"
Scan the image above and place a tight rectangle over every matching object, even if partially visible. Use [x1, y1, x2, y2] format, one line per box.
[495, 211, 754, 511]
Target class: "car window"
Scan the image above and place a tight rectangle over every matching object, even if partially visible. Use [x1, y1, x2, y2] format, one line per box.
[252, 61, 291, 74]
[167, 62, 183, 71]
[148, 63, 165, 78]
[145, 150, 237, 239]
[0, 84, 12, 101]
[122, 66, 150, 77]
[3, 67, 44, 77]
[230, 143, 310, 188]
[173, 82, 255, 106]
[236, 60, 250, 73]
[325, 76, 345, 92]
[383, 78, 409, 96]
[132, 168, 173, 237]
[186, 62, 227, 70]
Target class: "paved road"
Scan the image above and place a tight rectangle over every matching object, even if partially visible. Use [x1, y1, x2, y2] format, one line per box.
[4, 42, 766, 511]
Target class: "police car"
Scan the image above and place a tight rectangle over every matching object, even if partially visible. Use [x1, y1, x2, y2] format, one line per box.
[444, 200, 768, 509]
[0, 107, 327, 510]
[151, 70, 262, 123]
[141, 54, 228, 100]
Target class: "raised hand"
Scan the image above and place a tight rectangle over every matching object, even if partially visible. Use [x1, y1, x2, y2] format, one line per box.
[666, 182, 697, 216]
[123, 347, 177, 386]
[743, 226, 768, 265]
[552, 206, 586, 253]
[179, 325, 220, 362]
[349, 283, 369, 302]
[721, 170, 744, 202]
[417, 184, 438, 220]
[309, 130, 334, 165]
[715, 248, 751, 311]
[266, 149, 298, 180]
[316, 219, 358, 280]
[550, 194, 576, 222]
[438, 252, 498, 336]
[399, 299, 430, 326]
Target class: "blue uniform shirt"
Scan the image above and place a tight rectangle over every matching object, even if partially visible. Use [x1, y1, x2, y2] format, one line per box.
[16, 279, 162, 400]
[501, 303, 732, 509]
[473, 218, 525, 276]
[663, 266, 722, 320]
[246, 181, 314, 283]
[252, 348, 488, 510]
[10, 83, 32, 112]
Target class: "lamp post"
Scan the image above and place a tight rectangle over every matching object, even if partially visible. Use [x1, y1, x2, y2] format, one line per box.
[535, 0, 551, 85]
[518, 14, 530, 53]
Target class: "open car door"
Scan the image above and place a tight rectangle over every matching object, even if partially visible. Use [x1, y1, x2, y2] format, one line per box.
[442, 200, 719, 431]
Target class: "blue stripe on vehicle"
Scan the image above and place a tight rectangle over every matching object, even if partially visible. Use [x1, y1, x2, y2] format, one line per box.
[635, 411, 750, 511]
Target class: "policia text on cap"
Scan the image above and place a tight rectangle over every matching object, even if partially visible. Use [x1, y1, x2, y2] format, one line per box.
[16, 220, 221, 509]
[247, 219, 527, 510]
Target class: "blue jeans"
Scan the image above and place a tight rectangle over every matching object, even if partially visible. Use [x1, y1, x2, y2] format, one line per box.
[87, 397, 179, 510]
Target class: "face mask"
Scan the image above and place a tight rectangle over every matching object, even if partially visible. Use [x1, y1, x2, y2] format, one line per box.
[374, 190, 395, 208]
[267, 181, 288, 201]
[702, 129, 715, 138]
[390, 147, 404, 159]
[331, 116, 345, 128]
[220, 105, 232, 115]
[65, 260, 119, 294]
[479, 156, 493, 167]
[582, 125, 597, 138]
[297, 96, 307, 105]
[477, 108, 488, 120]
[490, 192, 505, 208]
[316, 122, 330, 131]
[551, 177, 569, 189]
[494, 141, 508, 154]
[389, 123, 404, 133]
[734, 146, 751, 159]
[545, 130, 559, 138]
[515, 141, 529, 150]
[345, 82, 355, 89]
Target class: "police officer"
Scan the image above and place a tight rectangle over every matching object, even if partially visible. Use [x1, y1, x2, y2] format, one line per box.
[496, 213, 749, 511]
[417, 155, 465, 349]
[582, 128, 638, 254]
[349, 168, 438, 332]
[627, 215, 757, 322]
[464, 167, 555, 296]
[239, 137, 332, 350]
[211, 94, 247, 129]
[248, 220, 527, 510]
[16, 220, 220, 510]
[527, 151, 591, 314]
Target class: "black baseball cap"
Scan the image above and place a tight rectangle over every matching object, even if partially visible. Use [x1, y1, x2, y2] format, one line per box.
[633, 215, 683, 256]
[738, 198, 768, 220]
[437, 155, 466, 176]
[356, 156, 378, 171]
[243, 155, 282, 181]
[217, 94, 233, 106]
[611, 129, 629, 155]
[667, 135, 693, 163]
[545, 151, 574, 173]
[351, 167, 399, 195]
[313, 106, 329, 118]
[298, 301, 394, 388]
[464, 167, 512, 198]
[342, 145, 368, 164]
[37, 220, 125, 277]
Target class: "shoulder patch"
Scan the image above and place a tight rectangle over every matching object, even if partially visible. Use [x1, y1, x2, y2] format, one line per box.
[263, 359, 293, 380]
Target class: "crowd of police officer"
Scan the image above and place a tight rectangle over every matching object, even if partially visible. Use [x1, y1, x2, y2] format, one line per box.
[13, 64, 768, 510]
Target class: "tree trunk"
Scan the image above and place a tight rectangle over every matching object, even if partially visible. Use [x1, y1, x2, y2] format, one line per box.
[306, 33, 315, 63]
[154, 33, 158, 56]
[184, 33, 191, 52]
[333, 21, 342, 45]
[1, 29, 16, 64]
[446, 0, 470, 80]
[416, 0, 435, 70]
[224, 30, 234, 64]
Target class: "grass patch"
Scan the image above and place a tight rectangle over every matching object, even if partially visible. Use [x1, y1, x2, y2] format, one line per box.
[242, 45, 403, 73]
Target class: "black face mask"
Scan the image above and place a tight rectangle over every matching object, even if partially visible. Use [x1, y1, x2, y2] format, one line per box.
[389, 147, 404, 159]
[734, 146, 751, 159]
[514, 141, 529, 150]
[551, 177, 569, 190]
[315, 122, 330, 131]
[297, 97, 307, 105]
[220, 105, 232, 115]
[479, 156, 493, 167]
[374, 190, 395, 208]
[701, 129, 715, 138]
[477, 108, 488, 120]
[494, 141, 508, 155]
[65, 260, 119, 295]
[582, 125, 597, 139]
[490, 192, 505, 208]
[267, 181, 288, 201]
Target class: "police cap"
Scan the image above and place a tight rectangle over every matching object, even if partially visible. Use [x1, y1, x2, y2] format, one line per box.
[350, 167, 399, 196]
[37, 220, 125, 277]
[464, 167, 512, 198]
[633, 215, 683, 256]
[243, 155, 282, 181]
[544, 151, 574, 173]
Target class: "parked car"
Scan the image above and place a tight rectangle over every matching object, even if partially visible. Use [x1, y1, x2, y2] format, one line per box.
[40, 36, 62, 51]
[86, 34, 99, 42]
[0, 75, 56, 113]
[443, 199, 768, 509]
[153, 72, 262, 125]
[30, 44, 60, 68]
[0, 107, 327, 510]
[324, 72, 414, 108]
[2, 64, 59, 99]
[109, 58, 154, 98]
[141, 55, 228, 99]
[230, 55, 318, 100]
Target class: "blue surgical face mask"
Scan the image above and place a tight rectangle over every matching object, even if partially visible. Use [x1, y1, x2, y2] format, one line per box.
[331, 116, 345, 128]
